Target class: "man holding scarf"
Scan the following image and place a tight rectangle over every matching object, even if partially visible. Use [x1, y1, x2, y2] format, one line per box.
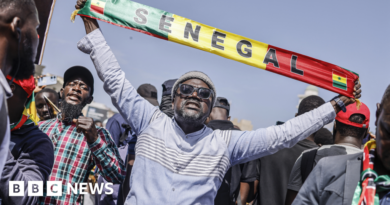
[293, 85, 390, 205]
[76, 1, 362, 204]
[0, 75, 54, 205]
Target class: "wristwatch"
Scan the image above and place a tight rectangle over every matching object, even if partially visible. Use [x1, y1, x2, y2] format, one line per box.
[332, 97, 346, 112]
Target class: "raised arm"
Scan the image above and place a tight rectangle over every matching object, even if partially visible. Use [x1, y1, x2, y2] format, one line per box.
[76, 17, 157, 136]
[228, 102, 335, 166]
[227, 78, 361, 165]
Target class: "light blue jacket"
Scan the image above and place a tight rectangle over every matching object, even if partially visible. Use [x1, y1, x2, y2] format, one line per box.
[78, 29, 336, 205]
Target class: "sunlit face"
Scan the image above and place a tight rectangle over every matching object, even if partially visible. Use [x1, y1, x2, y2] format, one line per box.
[62, 76, 92, 106]
[173, 79, 212, 124]
[35, 92, 57, 120]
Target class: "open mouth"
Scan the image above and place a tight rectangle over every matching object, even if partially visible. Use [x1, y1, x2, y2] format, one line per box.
[67, 93, 81, 102]
[185, 100, 201, 110]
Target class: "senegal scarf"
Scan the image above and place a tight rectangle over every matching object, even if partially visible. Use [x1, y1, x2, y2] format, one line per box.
[10, 92, 40, 131]
[71, 0, 360, 99]
[352, 140, 390, 205]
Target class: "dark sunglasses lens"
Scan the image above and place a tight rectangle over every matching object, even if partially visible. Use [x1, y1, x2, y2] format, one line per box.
[198, 88, 211, 99]
[180, 84, 194, 95]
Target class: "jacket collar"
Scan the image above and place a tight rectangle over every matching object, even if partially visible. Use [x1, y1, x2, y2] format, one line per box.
[0, 71, 12, 98]
[207, 120, 235, 130]
[11, 122, 37, 135]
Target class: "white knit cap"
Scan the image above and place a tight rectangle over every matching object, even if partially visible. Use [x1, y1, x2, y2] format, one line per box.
[171, 71, 216, 105]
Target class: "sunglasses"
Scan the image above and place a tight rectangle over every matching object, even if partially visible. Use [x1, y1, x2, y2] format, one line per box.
[178, 84, 214, 99]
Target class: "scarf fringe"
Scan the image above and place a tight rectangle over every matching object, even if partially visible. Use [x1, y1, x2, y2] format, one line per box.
[71, 9, 80, 23]
[355, 78, 361, 110]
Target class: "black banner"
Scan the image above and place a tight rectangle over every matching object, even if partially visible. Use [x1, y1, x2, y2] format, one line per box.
[34, 0, 56, 64]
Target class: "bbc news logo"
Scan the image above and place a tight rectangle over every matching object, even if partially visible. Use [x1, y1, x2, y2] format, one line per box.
[9, 181, 114, 196]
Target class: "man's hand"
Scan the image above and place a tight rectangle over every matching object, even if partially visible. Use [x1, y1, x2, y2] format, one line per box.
[73, 116, 98, 143]
[331, 80, 362, 113]
[75, 0, 100, 34]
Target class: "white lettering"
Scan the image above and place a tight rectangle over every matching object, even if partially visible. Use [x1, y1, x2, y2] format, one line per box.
[104, 183, 114, 195]
[79, 183, 88, 194]
[89, 182, 105, 195]
[67, 183, 78, 194]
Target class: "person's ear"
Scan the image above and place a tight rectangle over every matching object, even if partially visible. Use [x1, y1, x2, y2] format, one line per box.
[205, 117, 210, 125]
[9, 83, 16, 93]
[375, 103, 381, 126]
[10, 17, 22, 40]
[228, 116, 231, 121]
[86, 96, 93, 104]
[295, 113, 298, 117]
[60, 88, 64, 99]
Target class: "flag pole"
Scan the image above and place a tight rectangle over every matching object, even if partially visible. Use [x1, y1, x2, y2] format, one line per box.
[38, 0, 57, 65]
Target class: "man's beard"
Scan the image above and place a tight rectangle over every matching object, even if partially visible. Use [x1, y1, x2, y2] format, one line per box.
[175, 98, 208, 124]
[61, 100, 86, 121]
[9, 33, 35, 80]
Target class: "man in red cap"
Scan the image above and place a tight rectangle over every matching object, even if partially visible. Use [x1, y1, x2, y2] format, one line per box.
[0, 75, 54, 204]
[286, 101, 370, 204]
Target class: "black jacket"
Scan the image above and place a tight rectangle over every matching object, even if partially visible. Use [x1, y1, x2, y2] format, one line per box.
[0, 123, 54, 205]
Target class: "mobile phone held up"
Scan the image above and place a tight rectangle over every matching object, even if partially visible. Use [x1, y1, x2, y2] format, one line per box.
[37, 76, 57, 87]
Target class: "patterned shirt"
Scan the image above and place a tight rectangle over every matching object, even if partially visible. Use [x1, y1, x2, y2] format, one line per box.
[38, 115, 125, 205]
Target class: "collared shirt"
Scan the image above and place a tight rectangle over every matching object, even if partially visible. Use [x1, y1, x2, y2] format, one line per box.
[38, 114, 125, 205]
[77, 28, 336, 205]
[0, 71, 11, 180]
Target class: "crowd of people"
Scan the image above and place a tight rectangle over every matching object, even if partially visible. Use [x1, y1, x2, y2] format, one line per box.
[0, 0, 389, 205]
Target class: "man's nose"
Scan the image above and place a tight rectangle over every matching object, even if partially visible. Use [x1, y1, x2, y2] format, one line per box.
[42, 105, 49, 112]
[71, 84, 82, 92]
[190, 90, 200, 99]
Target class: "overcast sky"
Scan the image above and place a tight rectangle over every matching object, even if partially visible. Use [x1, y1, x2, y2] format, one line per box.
[42, 0, 390, 130]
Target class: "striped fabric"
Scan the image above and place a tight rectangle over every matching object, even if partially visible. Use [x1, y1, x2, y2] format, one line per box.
[220, 130, 232, 146]
[75, 0, 359, 98]
[136, 133, 231, 180]
[352, 140, 390, 205]
[38, 115, 125, 205]
[138, 111, 231, 180]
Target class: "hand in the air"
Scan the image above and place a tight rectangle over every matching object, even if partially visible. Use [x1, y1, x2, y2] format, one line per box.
[331, 80, 362, 113]
[75, 0, 100, 34]
[73, 116, 98, 143]
[75, 0, 87, 9]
